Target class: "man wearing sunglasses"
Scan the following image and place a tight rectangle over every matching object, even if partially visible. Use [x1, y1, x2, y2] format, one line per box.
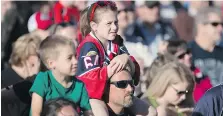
[188, 6, 223, 86]
[104, 70, 157, 116]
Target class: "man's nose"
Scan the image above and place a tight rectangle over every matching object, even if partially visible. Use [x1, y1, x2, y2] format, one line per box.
[126, 83, 134, 92]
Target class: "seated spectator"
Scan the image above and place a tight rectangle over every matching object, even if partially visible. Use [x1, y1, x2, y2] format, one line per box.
[29, 35, 93, 116]
[192, 84, 223, 116]
[189, 6, 223, 86]
[124, 1, 178, 67]
[165, 39, 213, 102]
[27, 1, 53, 32]
[41, 98, 79, 116]
[141, 60, 195, 116]
[53, 0, 80, 25]
[104, 69, 157, 116]
[1, 34, 42, 88]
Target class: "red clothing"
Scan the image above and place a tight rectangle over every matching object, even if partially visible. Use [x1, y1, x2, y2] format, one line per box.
[192, 67, 212, 102]
[53, 2, 80, 24]
[76, 34, 140, 99]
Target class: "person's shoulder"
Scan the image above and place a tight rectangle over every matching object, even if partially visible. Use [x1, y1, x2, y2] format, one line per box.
[35, 70, 51, 82]
[204, 84, 223, 97]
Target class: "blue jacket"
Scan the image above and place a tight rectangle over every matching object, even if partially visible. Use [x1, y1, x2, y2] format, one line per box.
[192, 84, 223, 116]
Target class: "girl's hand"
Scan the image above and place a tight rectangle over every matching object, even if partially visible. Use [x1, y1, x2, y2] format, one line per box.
[110, 54, 129, 73]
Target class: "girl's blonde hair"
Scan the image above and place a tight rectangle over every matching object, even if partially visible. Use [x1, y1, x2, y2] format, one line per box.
[147, 61, 195, 98]
[9, 34, 42, 67]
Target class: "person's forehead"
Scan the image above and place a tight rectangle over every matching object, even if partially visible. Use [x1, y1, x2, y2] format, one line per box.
[208, 12, 222, 22]
[111, 71, 132, 82]
[99, 10, 118, 22]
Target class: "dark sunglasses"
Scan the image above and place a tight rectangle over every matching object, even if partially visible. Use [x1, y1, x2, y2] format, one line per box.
[110, 80, 134, 89]
[204, 22, 223, 27]
[171, 86, 189, 96]
[89, 1, 116, 22]
[177, 49, 191, 59]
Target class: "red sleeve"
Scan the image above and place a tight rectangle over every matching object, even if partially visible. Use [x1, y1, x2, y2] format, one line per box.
[76, 42, 107, 99]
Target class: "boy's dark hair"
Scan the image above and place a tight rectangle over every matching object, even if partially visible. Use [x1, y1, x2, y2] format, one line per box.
[41, 98, 78, 116]
[166, 39, 188, 55]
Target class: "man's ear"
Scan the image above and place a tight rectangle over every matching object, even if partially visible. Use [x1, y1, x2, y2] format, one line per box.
[90, 21, 98, 32]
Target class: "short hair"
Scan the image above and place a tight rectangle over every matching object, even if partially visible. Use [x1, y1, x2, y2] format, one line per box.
[9, 34, 42, 67]
[166, 39, 188, 55]
[38, 35, 75, 67]
[194, 6, 222, 34]
[41, 98, 78, 116]
[195, 6, 222, 25]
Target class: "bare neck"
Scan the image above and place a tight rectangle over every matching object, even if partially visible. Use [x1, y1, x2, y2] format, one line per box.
[11, 65, 29, 79]
[195, 35, 215, 52]
[107, 102, 124, 115]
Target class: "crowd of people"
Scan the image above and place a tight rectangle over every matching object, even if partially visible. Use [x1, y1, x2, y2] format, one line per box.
[1, 0, 223, 116]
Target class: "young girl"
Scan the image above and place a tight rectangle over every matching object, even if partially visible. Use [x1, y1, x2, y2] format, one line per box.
[142, 59, 195, 116]
[76, 1, 151, 116]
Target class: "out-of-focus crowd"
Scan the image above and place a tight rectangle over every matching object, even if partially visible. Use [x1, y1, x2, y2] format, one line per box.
[1, 1, 223, 116]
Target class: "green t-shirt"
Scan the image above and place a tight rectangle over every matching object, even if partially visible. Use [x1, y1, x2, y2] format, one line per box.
[29, 70, 91, 112]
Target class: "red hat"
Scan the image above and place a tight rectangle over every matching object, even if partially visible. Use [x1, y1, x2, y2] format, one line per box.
[28, 11, 53, 32]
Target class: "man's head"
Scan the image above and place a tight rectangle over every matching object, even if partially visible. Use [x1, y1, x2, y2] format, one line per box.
[38, 35, 78, 76]
[137, 1, 160, 24]
[195, 7, 223, 43]
[108, 70, 134, 108]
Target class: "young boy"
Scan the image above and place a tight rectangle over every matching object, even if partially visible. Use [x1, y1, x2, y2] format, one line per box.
[29, 35, 93, 116]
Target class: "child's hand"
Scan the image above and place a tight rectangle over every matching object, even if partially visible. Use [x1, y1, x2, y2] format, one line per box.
[110, 54, 129, 73]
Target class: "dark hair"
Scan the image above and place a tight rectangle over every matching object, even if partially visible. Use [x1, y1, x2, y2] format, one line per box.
[166, 39, 188, 55]
[79, 1, 118, 37]
[41, 98, 78, 116]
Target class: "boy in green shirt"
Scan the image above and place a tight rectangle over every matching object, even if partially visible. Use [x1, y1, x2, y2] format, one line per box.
[29, 35, 93, 116]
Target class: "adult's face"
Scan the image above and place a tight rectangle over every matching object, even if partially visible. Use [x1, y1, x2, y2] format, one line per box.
[199, 12, 223, 42]
[109, 70, 134, 107]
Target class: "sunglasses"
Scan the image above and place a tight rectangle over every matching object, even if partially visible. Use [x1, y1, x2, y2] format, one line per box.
[204, 22, 223, 27]
[177, 49, 191, 59]
[89, 1, 116, 22]
[171, 86, 188, 96]
[110, 80, 134, 89]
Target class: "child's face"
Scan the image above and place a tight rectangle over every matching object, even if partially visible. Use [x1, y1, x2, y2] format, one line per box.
[95, 10, 118, 41]
[54, 45, 78, 76]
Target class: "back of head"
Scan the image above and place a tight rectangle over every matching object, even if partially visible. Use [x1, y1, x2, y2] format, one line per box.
[41, 98, 78, 116]
[79, 1, 118, 37]
[145, 53, 177, 86]
[147, 61, 194, 98]
[38, 35, 75, 68]
[9, 34, 42, 67]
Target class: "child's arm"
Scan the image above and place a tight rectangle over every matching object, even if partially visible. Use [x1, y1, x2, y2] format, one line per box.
[29, 72, 47, 116]
[31, 93, 43, 116]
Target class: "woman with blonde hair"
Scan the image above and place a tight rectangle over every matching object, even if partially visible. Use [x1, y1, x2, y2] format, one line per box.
[142, 57, 195, 116]
[2, 33, 42, 88]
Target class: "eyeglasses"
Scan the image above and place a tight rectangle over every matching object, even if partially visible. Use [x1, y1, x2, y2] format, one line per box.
[110, 80, 134, 89]
[171, 86, 188, 96]
[177, 49, 191, 59]
[89, 1, 116, 22]
[204, 22, 223, 27]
